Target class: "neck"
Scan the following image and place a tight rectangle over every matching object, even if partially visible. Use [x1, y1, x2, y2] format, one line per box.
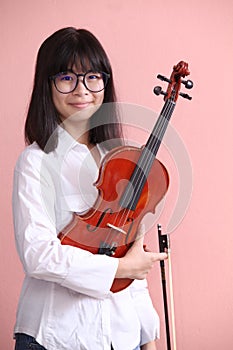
[61, 115, 91, 146]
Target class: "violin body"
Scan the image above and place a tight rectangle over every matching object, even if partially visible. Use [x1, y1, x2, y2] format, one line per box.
[58, 61, 193, 293]
[59, 145, 169, 292]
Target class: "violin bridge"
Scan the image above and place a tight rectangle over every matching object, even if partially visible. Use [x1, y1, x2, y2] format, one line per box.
[107, 223, 127, 235]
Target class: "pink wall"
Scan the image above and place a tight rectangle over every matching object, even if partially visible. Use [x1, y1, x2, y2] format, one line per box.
[1, 0, 233, 349]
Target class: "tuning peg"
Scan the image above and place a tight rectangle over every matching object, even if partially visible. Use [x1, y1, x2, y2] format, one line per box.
[179, 92, 192, 100]
[153, 86, 167, 96]
[157, 74, 171, 83]
[182, 79, 193, 89]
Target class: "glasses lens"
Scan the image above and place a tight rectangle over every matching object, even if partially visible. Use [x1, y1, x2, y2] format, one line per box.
[54, 72, 77, 93]
[53, 71, 109, 93]
[84, 72, 106, 92]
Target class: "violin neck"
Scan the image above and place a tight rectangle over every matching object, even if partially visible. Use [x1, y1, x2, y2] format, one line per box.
[145, 99, 175, 156]
[120, 99, 176, 211]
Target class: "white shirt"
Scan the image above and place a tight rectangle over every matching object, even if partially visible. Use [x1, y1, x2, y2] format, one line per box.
[13, 127, 160, 350]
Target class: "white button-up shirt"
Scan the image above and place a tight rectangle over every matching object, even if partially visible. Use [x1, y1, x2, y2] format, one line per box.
[13, 127, 160, 350]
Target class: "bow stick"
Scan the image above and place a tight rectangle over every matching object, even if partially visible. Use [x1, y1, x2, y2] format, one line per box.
[157, 224, 177, 350]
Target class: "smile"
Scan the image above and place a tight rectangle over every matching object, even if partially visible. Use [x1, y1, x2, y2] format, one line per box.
[69, 102, 91, 109]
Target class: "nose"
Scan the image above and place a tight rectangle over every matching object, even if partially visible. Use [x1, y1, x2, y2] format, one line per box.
[72, 77, 89, 95]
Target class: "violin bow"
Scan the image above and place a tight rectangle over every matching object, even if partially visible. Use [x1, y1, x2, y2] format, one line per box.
[158, 224, 177, 350]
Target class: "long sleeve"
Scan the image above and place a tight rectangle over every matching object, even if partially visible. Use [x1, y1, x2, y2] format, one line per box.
[13, 144, 118, 299]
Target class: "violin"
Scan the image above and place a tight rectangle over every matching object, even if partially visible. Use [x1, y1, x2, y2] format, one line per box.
[58, 61, 193, 293]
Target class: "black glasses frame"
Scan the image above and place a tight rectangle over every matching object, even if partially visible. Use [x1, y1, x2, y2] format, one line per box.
[49, 70, 110, 94]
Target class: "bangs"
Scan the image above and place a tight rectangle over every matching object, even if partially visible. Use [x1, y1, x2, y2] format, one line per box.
[70, 47, 106, 73]
[51, 33, 110, 75]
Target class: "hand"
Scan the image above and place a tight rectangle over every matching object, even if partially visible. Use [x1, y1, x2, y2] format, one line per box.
[115, 226, 167, 280]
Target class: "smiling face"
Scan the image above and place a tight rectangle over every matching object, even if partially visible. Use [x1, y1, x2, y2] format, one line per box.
[51, 67, 105, 143]
[51, 69, 105, 122]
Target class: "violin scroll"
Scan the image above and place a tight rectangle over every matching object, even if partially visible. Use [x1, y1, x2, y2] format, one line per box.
[154, 60, 193, 101]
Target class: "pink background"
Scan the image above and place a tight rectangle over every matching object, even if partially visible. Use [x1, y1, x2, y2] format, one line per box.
[1, 0, 233, 349]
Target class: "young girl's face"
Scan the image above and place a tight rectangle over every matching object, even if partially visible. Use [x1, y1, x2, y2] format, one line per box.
[51, 69, 105, 123]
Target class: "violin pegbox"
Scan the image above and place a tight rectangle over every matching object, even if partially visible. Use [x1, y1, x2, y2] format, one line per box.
[154, 61, 193, 101]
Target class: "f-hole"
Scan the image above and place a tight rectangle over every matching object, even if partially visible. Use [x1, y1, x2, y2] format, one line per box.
[86, 208, 113, 232]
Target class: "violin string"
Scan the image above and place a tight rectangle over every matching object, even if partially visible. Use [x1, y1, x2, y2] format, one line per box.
[106, 99, 174, 246]
[134, 100, 174, 190]
[129, 104, 172, 208]
[102, 98, 175, 249]
[104, 99, 174, 247]
[120, 99, 174, 211]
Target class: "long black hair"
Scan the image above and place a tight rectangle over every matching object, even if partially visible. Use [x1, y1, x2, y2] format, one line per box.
[25, 27, 123, 152]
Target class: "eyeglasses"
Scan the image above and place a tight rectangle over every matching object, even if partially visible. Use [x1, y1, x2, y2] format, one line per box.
[50, 70, 110, 94]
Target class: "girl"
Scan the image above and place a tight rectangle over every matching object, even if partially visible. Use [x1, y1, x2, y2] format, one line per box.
[13, 27, 167, 350]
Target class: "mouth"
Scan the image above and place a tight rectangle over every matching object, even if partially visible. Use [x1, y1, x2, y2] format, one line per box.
[69, 102, 92, 110]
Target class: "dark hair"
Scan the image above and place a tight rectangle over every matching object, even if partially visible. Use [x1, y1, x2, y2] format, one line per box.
[25, 27, 123, 152]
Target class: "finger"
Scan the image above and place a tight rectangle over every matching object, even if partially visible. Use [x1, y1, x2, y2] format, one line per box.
[152, 252, 168, 261]
[136, 222, 146, 238]
[132, 234, 144, 247]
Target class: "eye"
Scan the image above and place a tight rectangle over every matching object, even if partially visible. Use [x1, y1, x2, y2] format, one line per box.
[62, 76, 72, 81]
[86, 72, 102, 80]
[54, 71, 76, 82]
[59, 74, 74, 82]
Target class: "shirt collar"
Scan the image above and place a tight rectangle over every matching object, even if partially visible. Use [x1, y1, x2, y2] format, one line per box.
[54, 125, 108, 159]
[54, 125, 88, 157]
